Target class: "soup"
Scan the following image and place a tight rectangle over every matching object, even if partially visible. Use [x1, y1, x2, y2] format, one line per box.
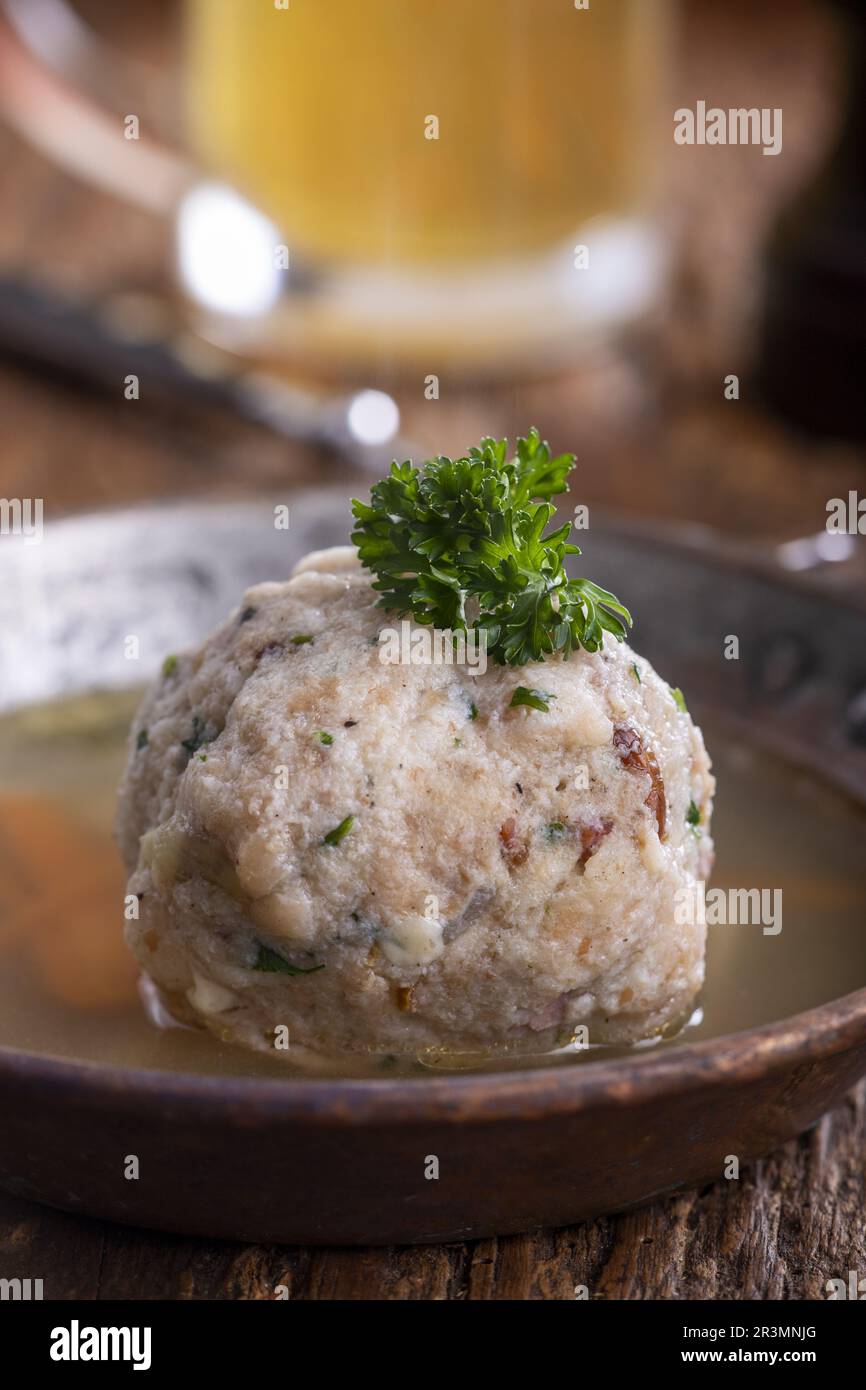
[1, 690, 865, 1078]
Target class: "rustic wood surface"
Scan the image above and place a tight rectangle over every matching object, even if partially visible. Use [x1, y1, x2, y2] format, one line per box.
[0, 0, 864, 1299]
[1, 1082, 864, 1300]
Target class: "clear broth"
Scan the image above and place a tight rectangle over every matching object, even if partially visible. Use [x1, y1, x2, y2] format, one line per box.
[1, 691, 865, 1079]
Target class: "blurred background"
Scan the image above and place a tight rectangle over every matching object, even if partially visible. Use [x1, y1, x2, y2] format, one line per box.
[1, 0, 866, 1296]
[0, 0, 863, 553]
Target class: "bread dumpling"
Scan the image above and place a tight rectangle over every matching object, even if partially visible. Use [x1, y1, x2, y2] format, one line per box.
[116, 545, 714, 1059]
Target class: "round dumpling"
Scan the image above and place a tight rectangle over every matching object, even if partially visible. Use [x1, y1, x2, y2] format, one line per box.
[116, 546, 714, 1059]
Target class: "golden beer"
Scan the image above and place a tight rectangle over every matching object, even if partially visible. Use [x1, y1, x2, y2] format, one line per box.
[187, 0, 663, 268]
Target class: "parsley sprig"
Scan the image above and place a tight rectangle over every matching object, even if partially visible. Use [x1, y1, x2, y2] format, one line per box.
[351, 430, 631, 665]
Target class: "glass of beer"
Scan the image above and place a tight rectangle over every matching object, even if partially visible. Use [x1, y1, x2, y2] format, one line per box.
[0, 0, 671, 374]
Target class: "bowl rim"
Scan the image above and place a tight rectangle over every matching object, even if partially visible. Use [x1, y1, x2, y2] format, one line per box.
[3, 984, 866, 1126]
[3, 501, 865, 1128]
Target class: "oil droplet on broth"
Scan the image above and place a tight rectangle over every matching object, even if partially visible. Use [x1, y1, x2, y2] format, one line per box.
[1, 690, 865, 1079]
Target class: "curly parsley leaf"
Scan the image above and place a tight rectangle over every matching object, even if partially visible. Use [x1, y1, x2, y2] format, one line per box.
[544, 821, 568, 842]
[322, 814, 356, 847]
[351, 429, 631, 666]
[510, 686, 556, 712]
[180, 715, 216, 762]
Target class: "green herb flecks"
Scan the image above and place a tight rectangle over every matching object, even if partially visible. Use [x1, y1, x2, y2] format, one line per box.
[544, 821, 568, 842]
[253, 945, 324, 976]
[468, 701, 478, 721]
[350, 429, 631, 665]
[510, 686, 556, 713]
[632, 662, 642, 683]
[136, 728, 149, 751]
[181, 715, 216, 761]
[291, 633, 314, 646]
[316, 731, 334, 746]
[322, 814, 356, 847]
[671, 686, 688, 713]
[162, 654, 178, 678]
[687, 799, 702, 837]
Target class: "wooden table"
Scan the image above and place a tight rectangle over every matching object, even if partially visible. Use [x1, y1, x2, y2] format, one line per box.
[1, 0, 864, 1299]
[2, 1090, 864, 1299]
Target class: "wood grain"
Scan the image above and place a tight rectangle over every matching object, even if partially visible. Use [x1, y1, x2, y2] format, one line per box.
[0, 0, 864, 1299]
[1, 1081, 863, 1299]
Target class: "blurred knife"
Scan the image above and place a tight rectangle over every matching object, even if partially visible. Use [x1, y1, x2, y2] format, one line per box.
[0, 275, 409, 468]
